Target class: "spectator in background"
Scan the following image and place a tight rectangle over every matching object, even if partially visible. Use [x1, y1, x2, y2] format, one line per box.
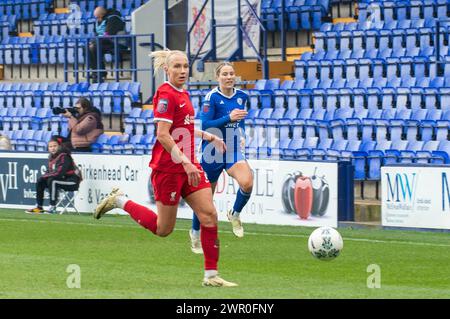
[0, 134, 12, 150]
[26, 137, 81, 215]
[63, 97, 104, 152]
[89, 6, 126, 82]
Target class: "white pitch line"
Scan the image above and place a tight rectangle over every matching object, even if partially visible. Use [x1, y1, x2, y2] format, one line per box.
[1, 217, 450, 248]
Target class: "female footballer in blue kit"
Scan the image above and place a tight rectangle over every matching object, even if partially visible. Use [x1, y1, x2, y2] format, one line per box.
[190, 62, 254, 254]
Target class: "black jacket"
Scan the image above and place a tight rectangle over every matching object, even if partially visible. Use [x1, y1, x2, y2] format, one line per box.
[102, 9, 125, 36]
[42, 148, 79, 181]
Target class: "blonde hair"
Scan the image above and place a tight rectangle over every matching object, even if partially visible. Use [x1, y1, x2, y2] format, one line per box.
[150, 49, 188, 74]
[215, 62, 234, 77]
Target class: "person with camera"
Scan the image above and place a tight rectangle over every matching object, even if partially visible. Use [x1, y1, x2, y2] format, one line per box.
[59, 97, 104, 152]
[26, 137, 82, 214]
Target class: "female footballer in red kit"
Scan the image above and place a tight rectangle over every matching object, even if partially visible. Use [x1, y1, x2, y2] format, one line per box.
[94, 49, 237, 287]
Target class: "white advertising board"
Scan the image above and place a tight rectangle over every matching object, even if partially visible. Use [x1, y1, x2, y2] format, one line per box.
[382, 166, 450, 230]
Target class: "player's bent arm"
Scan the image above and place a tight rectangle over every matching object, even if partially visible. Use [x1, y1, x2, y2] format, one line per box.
[195, 129, 226, 153]
[194, 129, 219, 142]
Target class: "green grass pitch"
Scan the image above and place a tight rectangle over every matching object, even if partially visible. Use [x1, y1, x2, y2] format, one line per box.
[0, 209, 449, 299]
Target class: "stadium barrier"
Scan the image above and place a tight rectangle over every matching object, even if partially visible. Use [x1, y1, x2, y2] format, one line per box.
[0, 152, 354, 228]
[382, 164, 450, 230]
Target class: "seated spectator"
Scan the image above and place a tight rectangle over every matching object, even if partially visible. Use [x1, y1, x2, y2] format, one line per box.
[63, 97, 104, 152]
[26, 138, 81, 215]
[0, 134, 12, 150]
[89, 6, 126, 82]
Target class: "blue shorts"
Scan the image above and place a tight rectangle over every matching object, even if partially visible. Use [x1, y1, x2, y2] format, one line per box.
[201, 152, 246, 183]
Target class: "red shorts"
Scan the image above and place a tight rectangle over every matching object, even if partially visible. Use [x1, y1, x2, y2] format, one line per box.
[151, 165, 211, 206]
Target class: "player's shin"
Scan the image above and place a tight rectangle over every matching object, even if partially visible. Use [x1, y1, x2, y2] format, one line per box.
[124, 200, 158, 234]
[232, 188, 252, 216]
[200, 225, 219, 277]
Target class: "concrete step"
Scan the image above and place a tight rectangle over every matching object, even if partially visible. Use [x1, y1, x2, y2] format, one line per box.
[354, 202, 381, 223]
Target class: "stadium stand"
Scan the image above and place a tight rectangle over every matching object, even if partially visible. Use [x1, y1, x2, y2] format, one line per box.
[183, 0, 450, 181]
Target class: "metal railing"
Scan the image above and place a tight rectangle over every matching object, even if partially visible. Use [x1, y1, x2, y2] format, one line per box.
[436, 19, 450, 76]
[167, 0, 269, 79]
[63, 33, 160, 94]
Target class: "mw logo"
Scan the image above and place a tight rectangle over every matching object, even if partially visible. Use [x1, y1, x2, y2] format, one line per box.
[385, 173, 417, 203]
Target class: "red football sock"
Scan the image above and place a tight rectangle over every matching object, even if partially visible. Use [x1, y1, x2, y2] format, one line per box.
[201, 225, 219, 271]
[124, 200, 157, 234]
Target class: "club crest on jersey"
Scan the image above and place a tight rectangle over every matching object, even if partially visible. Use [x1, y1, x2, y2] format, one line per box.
[203, 102, 210, 113]
[157, 98, 168, 113]
[170, 192, 177, 201]
[237, 98, 243, 105]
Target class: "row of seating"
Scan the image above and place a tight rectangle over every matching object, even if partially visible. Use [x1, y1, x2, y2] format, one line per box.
[264, 4, 326, 31]
[85, 128, 450, 180]
[0, 81, 139, 114]
[313, 27, 449, 52]
[320, 18, 442, 32]
[0, 36, 88, 65]
[246, 137, 450, 180]
[0, 15, 16, 40]
[0, 81, 140, 99]
[357, 0, 449, 23]
[190, 83, 449, 111]
[1, 129, 57, 152]
[0, 0, 51, 20]
[245, 112, 449, 144]
[34, 11, 132, 37]
[0, 91, 133, 114]
[295, 57, 449, 81]
[0, 34, 134, 65]
[119, 104, 450, 142]
[71, 0, 149, 12]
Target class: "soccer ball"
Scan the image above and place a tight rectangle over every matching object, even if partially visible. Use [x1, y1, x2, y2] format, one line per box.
[308, 226, 343, 261]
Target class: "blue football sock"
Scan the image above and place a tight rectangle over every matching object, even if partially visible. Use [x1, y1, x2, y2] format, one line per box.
[233, 188, 252, 215]
[192, 212, 201, 232]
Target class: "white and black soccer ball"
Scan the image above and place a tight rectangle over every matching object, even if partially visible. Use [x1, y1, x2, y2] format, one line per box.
[308, 226, 343, 261]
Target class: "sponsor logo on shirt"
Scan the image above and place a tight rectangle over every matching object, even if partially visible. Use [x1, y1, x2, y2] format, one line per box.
[203, 102, 210, 113]
[179, 103, 186, 108]
[184, 115, 195, 125]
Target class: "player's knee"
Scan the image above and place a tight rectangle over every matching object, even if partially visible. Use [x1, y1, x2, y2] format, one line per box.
[198, 208, 217, 227]
[240, 178, 253, 193]
[156, 229, 172, 237]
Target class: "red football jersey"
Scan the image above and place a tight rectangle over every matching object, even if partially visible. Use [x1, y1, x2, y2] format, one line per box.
[150, 82, 197, 173]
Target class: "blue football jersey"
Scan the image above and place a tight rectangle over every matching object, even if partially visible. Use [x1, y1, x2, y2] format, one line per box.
[200, 87, 248, 154]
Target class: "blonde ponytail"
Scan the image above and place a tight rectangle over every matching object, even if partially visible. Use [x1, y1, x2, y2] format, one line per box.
[150, 49, 188, 74]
